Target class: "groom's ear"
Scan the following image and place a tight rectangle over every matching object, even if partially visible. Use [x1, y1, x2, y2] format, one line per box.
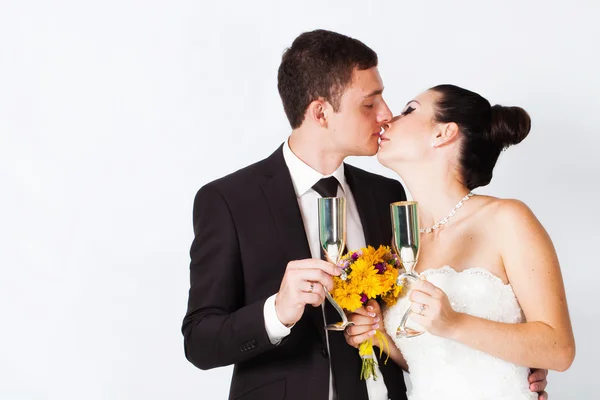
[307, 98, 329, 128]
[432, 122, 459, 147]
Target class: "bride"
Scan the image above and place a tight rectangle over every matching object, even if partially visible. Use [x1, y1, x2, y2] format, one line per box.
[344, 84, 575, 399]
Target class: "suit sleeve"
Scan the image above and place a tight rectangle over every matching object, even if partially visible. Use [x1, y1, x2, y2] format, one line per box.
[392, 180, 407, 202]
[181, 183, 277, 370]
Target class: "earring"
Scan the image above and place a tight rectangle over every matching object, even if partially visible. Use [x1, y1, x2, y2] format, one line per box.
[431, 140, 436, 147]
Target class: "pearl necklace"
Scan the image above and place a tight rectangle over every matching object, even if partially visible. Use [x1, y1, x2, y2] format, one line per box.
[420, 192, 475, 234]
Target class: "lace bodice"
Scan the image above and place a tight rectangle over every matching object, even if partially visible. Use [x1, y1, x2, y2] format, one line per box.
[383, 266, 537, 400]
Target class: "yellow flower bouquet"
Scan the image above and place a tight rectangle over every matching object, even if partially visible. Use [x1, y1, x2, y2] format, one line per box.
[332, 245, 403, 380]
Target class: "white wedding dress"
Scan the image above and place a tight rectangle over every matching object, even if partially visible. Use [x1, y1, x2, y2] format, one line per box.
[383, 266, 537, 400]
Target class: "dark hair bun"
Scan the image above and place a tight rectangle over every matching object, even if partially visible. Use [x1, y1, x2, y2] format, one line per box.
[488, 105, 531, 148]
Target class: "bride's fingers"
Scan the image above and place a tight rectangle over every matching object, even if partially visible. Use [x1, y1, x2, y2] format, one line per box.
[347, 313, 379, 327]
[345, 328, 377, 347]
[412, 279, 443, 297]
[410, 290, 435, 306]
[351, 306, 369, 317]
[345, 322, 379, 337]
[353, 302, 380, 318]
[410, 302, 430, 315]
[346, 320, 380, 337]
[365, 299, 382, 314]
[408, 312, 428, 328]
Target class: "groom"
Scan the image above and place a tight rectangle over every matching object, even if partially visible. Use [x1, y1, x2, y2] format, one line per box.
[182, 29, 548, 400]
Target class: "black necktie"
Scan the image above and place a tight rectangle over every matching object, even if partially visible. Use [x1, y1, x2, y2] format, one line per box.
[312, 176, 339, 199]
[313, 176, 347, 398]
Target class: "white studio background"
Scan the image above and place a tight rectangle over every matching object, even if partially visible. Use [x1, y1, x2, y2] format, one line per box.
[1, 1, 598, 399]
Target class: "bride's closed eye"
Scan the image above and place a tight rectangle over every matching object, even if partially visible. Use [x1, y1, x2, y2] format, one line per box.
[401, 106, 416, 116]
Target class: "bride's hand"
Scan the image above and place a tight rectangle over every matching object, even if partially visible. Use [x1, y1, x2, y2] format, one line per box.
[409, 279, 460, 338]
[343, 299, 387, 349]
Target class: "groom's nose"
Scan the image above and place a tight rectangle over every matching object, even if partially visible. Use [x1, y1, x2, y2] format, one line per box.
[377, 102, 393, 124]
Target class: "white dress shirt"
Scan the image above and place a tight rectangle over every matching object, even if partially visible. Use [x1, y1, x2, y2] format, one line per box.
[262, 139, 389, 400]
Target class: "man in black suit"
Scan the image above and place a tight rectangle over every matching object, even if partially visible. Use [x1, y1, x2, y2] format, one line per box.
[182, 29, 549, 400]
[182, 29, 405, 400]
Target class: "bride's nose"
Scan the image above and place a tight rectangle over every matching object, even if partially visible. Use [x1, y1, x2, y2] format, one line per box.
[382, 115, 401, 130]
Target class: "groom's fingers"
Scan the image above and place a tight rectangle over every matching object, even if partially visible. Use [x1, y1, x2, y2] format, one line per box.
[294, 269, 334, 292]
[301, 292, 324, 307]
[301, 282, 326, 305]
[290, 259, 342, 276]
[529, 379, 548, 393]
[276, 259, 341, 326]
[529, 368, 548, 383]
[529, 368, 548, 396]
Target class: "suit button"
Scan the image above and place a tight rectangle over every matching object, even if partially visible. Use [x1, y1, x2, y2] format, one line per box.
[321, 348, 328, 358]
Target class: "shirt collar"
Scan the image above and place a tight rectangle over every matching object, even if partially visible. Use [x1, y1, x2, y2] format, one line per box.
[282, 139, 347, 197]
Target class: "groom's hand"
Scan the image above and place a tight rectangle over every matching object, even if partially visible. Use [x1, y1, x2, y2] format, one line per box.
[275, 259, 341, 327]
[529, 368, 548, 399]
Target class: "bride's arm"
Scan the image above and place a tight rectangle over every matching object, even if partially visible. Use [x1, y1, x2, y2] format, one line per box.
[410, 200, 575, 371]
[345, 301, 409, 372]
[374, 332, 409, 372]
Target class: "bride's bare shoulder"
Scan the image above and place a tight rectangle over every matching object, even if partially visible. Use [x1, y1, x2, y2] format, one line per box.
[474, 195, 539, 227]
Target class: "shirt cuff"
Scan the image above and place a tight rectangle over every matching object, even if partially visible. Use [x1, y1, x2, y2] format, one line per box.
[263, 294, 293, 345]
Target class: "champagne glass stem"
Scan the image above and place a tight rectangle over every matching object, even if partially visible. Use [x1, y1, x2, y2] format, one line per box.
[322, 251, 352, 331]
[398, 306, 413, 333]
[325, 290, 348, 324]
[396, 272, 425, 338]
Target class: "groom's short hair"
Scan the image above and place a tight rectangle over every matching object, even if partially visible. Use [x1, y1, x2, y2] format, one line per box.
[277, 29, 378, 129]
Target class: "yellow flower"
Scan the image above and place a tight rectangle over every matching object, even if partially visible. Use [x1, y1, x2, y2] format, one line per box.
[381, 266, 398, 287]
[372, 245, 390, 263]
[332, 279, 364, 312]
[332, 245, 404, 312]
[351, 266, 375, 284]
[362, 273, 386, 298]
[382, 284, 403, 307]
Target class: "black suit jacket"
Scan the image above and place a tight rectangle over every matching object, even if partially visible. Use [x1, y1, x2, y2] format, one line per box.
[182, 146, 408, 400]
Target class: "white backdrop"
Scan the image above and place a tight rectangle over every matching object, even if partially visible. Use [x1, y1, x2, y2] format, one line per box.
[1, 0, 598, 399]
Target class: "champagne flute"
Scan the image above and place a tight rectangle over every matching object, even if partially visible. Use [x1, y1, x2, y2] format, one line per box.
[391, 201, 425, 338]
[318, 197, 353, 331]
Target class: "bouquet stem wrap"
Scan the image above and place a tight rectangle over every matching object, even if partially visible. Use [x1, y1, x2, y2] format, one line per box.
[358, 331, 391, 380]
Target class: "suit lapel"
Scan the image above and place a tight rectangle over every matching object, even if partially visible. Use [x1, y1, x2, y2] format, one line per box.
[260, 149, 312, 263]
[259, 146, 327, 344]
